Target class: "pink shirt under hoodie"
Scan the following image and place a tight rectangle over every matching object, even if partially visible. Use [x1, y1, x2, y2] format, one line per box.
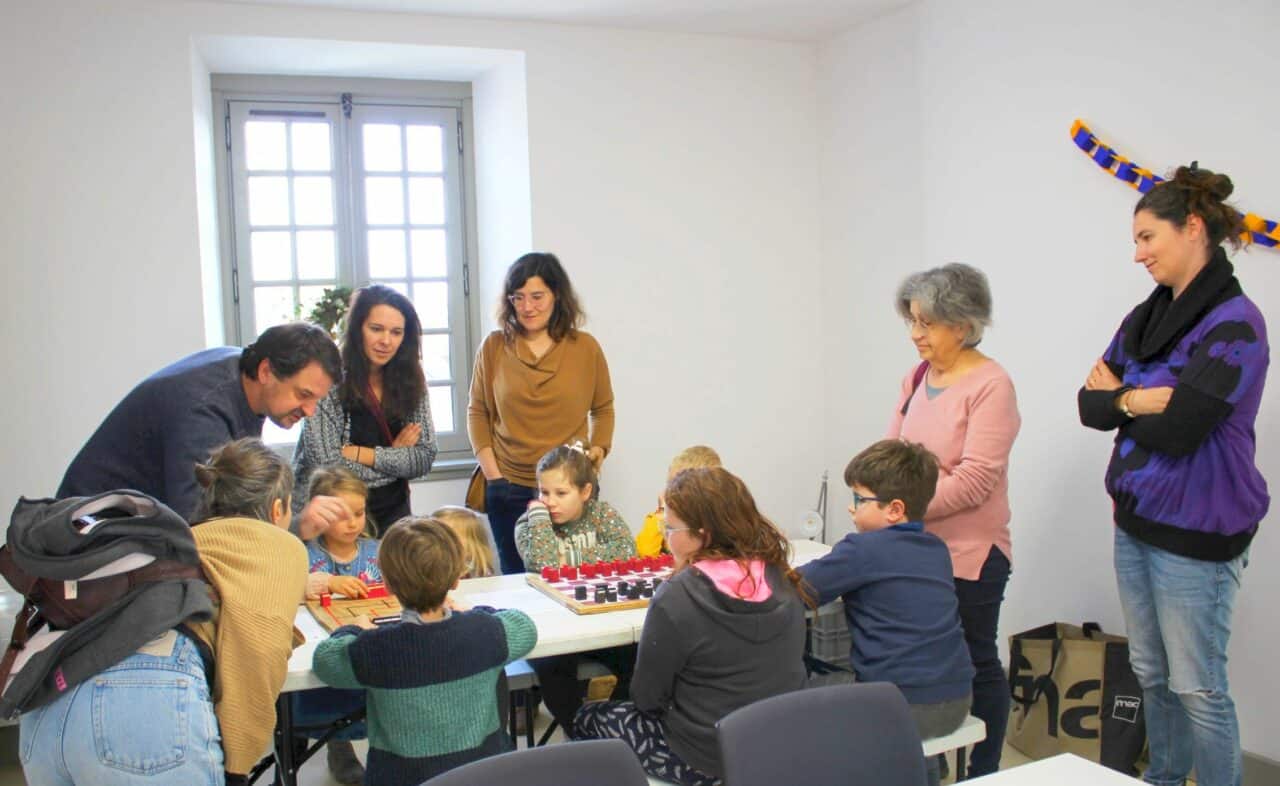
[886, 360, 1021, 580]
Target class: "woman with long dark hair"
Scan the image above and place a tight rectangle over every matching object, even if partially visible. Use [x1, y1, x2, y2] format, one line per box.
[467, 252, 615, 573]
[295, 284, 438, 531]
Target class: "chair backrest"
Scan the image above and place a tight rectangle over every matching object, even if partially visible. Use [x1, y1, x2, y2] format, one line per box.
[716, 682, 928, 786]
[422, 738, 650, 786]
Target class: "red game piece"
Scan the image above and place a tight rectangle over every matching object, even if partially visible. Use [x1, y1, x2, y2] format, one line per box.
[629, 557, 643, 573]
[581, 563, 597, 579]
[320, 594, 332, 607]
[366, 584, 389, 599]
[611, 559, 624, 574]
[562, 564, 578, 581]
[599, 561, 614, 577]
[642, 556, 657, 571]
[542, 566, 561, 582]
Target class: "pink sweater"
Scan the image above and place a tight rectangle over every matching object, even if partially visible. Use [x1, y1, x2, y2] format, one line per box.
[885, 360, 1020, 580]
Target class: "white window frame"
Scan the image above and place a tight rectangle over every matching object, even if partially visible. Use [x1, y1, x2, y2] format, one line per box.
[212, 76, 481, 476]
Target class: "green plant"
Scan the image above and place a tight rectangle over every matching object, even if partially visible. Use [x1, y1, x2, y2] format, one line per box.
[307, 286, 352, 340]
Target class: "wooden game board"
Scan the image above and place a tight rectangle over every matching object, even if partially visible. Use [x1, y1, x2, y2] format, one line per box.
[526, 566, 673, 615]
[306, 584, 402, 632]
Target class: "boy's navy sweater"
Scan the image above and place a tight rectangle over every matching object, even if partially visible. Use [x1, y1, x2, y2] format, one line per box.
[313, 606, 536, 786]
[799, 522, 974, 705]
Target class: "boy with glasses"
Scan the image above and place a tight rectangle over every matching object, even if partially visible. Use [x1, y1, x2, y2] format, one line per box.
[798, 439, 974, 786]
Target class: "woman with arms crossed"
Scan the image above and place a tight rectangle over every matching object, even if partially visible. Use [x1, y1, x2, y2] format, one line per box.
[1079, 165, 1266, 786]
[295, 284, 437, 531]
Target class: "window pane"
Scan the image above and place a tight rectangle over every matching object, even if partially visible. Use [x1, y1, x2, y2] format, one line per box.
[298, 285, 329, 324]
[406, 125, 443, 173]
[364, 177, 405, 225]
[296, 230, 336, 280]
[413, 281, 449, 330]
[293, 176, 333, 226]
[410, 229, 447, 278]
[421, 334, 451, 382]
[408, 177, 445, 225]
[363, 123, 402, 172]
[381, 281, 409, 297]
[245, 121, 286, 170]
[248, 176, 289, 226]
[291, 122, 331, 171]
[250, 231, 292, 281]
[428, 384, 454, 432]
[254, 285, 294, 335]
[367, 229, 407, 279]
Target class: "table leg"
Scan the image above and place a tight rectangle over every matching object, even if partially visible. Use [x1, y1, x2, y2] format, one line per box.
[956, 747, 968, 781]
[272, 693, 297, 786]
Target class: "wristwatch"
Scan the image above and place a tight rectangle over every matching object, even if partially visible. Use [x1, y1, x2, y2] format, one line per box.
[1115, 386, 1136, 418]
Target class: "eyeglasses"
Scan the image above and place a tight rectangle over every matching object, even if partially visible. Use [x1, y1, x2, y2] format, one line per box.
[508, 291, 551, 309]
[662, 523, 690, 537]
[903, 316, 936, 332]
[851, 493, 882, 509]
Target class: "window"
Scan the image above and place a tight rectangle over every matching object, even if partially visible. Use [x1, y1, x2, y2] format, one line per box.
[214, 78, 476, 469]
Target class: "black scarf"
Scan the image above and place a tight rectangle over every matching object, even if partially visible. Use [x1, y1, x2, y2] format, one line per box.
[1123, 246, 1241, 362]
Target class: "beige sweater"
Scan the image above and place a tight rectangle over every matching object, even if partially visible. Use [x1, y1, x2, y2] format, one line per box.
[467, 330, 615, 486]
[188, 517, 308, 776]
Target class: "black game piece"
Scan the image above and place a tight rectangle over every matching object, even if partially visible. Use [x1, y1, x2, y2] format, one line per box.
[606, 587, 618, 602]
[574, 585, 588, 601]
[617, 580, 630, 594]
[641, 586, 653, 598]
[594, 586, 607, 604]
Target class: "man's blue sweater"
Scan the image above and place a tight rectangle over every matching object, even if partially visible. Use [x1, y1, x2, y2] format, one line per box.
[58, 348, 262, 520]
[799, 522, 974, 704]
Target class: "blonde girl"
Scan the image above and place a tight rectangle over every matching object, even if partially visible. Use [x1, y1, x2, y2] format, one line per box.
[432, 505, 499, 578]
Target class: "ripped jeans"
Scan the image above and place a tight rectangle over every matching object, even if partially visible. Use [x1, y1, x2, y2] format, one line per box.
[1114, 527, 1246, 786]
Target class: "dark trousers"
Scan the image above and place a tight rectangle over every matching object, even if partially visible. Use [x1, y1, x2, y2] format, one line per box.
[531, 645, 638, 734]
[485, 479, 538, 575]
[955, 545, 1011, 777]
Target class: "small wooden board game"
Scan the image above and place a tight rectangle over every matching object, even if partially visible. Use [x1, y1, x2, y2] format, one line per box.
[526, 556, 675, 615]
[306, 584, 402, 632]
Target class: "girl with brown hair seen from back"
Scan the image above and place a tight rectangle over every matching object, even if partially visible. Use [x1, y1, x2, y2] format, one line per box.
[575, 467, 810, 786]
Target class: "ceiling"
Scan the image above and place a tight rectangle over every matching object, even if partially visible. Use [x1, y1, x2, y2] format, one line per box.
[206, 0, 913, 42]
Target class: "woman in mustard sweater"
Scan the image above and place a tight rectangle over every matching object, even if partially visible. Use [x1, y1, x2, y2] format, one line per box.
[467, 252, 615, 574]
[188, 438, 309, 785]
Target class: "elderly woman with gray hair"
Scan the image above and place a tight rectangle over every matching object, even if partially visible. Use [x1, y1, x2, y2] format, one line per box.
[886, 263, 1021, 777]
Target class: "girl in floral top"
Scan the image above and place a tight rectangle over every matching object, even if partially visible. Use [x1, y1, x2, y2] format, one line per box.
[515, 444, 634, 570]
[517, 444, 637, 734]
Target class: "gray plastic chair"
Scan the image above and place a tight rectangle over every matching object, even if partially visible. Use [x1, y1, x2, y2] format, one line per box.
[421, 738, 649, 786]
[716, 682, 928, 786]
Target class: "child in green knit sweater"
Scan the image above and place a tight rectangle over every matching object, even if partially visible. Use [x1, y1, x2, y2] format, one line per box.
[313, 517, 537, 786]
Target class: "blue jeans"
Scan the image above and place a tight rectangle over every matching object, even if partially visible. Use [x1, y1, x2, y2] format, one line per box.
[1114, 527, 1245, 786]
[954, 545, 1011, 777]
[486, 478, 538, 575]
[19, 630, 222, 786]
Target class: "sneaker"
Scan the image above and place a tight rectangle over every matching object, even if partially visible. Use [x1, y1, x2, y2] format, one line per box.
[584, 674, 618, 703]
[327, 739, 365, 785]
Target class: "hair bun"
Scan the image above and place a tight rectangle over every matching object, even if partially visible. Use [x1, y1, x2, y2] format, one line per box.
[194, 462, 217, 489]
[1173, 163, 1234, 201]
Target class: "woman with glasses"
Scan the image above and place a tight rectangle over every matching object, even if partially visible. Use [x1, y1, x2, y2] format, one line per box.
[294, 284, 438, 534]
[468, 252, 615, 573]
[888, 263, 1021, 777]
[1078, 165, 1266, 786]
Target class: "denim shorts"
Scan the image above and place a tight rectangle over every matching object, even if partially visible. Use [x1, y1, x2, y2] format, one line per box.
[19, 629, 223, 785]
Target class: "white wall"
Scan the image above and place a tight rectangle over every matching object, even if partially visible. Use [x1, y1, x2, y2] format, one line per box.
[818, 0, 1280, 757]
[2, 0, 823, 546]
